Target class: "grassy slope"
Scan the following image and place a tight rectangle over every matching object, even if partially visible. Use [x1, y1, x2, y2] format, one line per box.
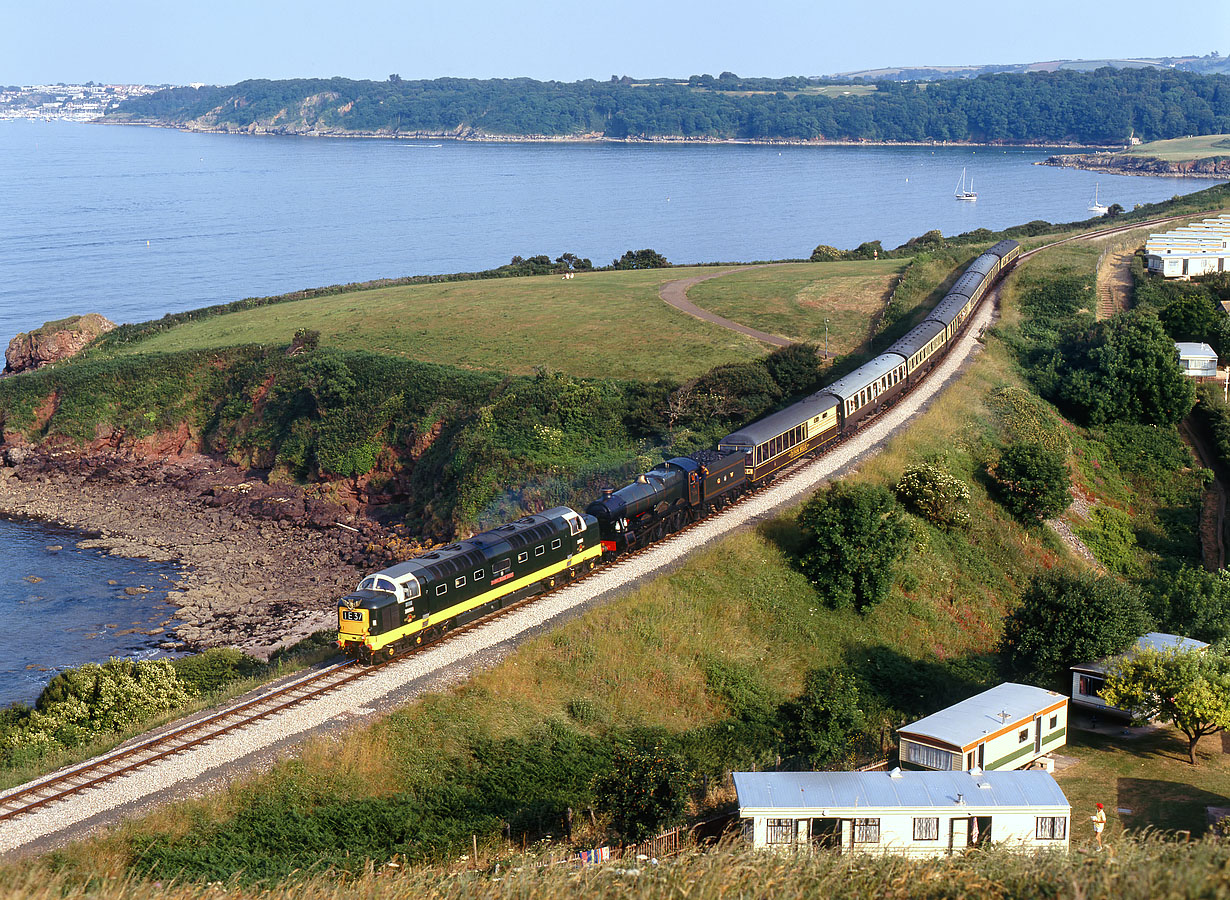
[1125, 134, 1230, 160]
[110, 268, 772, 381]
[685, 260, 908, 348]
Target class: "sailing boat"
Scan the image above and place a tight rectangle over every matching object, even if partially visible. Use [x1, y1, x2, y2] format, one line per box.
[1088, 182, 1109, 215]
[954, 167, 977, 201]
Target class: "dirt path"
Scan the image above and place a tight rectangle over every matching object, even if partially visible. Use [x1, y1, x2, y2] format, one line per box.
[1180, 416, 1227, 570]
[1096, 249, 1135, 320]
[658, 265, 794, 347]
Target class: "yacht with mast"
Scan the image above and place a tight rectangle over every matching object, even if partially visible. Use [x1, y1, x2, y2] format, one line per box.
[954, 167, 977, 201]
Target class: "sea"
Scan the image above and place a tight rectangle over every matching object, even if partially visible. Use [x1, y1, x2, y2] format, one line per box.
[0, 118, 1220, 703]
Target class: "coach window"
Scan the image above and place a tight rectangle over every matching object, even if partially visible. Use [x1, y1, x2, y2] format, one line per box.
[518, 551, 528, 563]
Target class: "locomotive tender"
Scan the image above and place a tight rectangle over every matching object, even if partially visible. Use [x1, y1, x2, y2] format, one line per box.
[338, 240, 1020, 661]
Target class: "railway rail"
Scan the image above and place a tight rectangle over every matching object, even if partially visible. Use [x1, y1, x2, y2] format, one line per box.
[0, 210, 1199, 834]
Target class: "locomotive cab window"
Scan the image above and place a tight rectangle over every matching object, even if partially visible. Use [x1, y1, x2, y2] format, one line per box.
[493, 559, 511, 579]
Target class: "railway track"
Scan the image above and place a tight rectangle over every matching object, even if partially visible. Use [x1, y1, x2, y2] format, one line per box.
[0, 210, 1201, 834]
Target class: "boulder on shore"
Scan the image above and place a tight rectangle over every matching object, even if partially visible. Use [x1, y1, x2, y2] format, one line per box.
[4, 314, 116, 374]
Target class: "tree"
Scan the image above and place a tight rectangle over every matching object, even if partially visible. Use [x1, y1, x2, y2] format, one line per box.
[987, 443, 1071, 523]
[782, 668, 867, 768]
[1149, 565, 1230, 645]
[797, 483, 911, 611]
[612, 249, 669, 270]
[895, 462, 971, 528]
[1101, 647, 1230, 765]
[999, 571, 1153, 687]
[591, 741, 689, 841]
[1106, 202, 1125, 217]
[1056, 310, 1196, 426]
[810, 244, 845, 262]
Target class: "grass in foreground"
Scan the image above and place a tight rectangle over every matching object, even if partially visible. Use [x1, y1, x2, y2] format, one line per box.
[7, 838, 1230, 900]
[108, 268, 773, 381]
[1124, 134, 1230, 161]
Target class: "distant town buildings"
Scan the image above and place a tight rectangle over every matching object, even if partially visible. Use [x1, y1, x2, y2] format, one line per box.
[0, 83, 160, 121]
[1145, 214, 1230, 278]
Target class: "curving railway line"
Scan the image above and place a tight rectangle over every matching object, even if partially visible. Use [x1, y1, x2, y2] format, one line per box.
[0, 211, 1197, 854]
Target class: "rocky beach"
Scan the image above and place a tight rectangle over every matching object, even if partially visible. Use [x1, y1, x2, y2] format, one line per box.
[0, 448, 406, 658]
[1040, 151, 1230, 178]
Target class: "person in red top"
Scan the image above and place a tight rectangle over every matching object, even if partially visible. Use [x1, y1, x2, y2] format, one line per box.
[1091, 803, 1107, 850]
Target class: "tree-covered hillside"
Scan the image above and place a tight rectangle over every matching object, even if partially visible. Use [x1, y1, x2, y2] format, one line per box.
[111, 69, 1230, 143]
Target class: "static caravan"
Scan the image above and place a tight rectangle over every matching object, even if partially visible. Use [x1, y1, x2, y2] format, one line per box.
[1175, 342, 1219, 381]
[898, 683, 1067, 773]
[1072, 632, 1210, 717]
[735, 769, 1070, 857]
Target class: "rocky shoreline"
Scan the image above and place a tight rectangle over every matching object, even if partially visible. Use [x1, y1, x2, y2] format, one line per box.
[1039, 152, 1230, 178]
[0, 450, 409, 659]
[103, 118, 1117, 150]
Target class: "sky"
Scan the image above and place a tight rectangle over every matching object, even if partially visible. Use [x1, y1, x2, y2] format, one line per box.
[3, 0, 1227, 86]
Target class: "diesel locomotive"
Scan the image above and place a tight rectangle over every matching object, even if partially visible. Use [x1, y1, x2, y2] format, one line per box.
[338, 240, 1020, 661]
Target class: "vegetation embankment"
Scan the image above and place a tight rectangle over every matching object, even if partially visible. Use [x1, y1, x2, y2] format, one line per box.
[13, 195, 1230, 887]
[109, 69, 1230, 145]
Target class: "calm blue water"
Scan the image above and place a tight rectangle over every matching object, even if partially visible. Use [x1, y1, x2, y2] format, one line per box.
[0, 119, 1218, 349]
[0, 119, 1219, 698]
[0, 517, 180, 707]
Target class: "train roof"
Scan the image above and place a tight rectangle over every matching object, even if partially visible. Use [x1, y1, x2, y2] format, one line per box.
[818, 352, 907, 402]
[948, 269, 988, 299]
[965, 254, 998, 277]
[720, 392, 840, 447]
[887, 319, 946, 359]
[987, 240, 1020, 259]
[375, 507, 584, 584]
[927, 294, 969, 327]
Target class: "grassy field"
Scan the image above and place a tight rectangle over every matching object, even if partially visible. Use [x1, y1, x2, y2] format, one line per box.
[1125, 134, 1230, 161]
[1057, 720, 1230, 844]
[109, 268, 776, 381]
[685, 260, 907, 350]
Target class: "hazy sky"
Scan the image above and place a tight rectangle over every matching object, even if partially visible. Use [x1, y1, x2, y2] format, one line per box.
[4, 0, 1226, 86]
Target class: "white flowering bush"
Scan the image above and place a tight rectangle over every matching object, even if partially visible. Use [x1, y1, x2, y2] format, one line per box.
[2, 658, 193, 758]
[895, 463, 971, 529]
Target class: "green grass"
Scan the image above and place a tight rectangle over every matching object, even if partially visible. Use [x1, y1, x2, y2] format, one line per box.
[1056, 721, 1230, 840]
[685, 260, 908, 349]
[111, 268, 775, 381]
[1125, 134, 1230, 161]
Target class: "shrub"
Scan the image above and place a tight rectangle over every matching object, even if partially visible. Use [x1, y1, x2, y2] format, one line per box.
[592, 741, 689, 841]
[797, 482, 911, 611]
[172, 648, 268, 697]
[809, 244, 845, 262]
[781, 668, 867, 769]
[986, 385, 1071, 454]
[999, 571, 1153, 687]
[611, 248, 669, 270]
[988, 442, 1071, 523]
[895, 462, 971, 528]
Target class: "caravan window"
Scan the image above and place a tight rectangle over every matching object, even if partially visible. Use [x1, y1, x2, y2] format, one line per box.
[1036, 817, 1067, 840]
[766, 819, 794, 845]
[913, 818, 939, 841]
[853, 819, 880, 844]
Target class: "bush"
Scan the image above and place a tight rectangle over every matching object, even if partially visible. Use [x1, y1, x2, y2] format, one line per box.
[172, 648, 268, 697]
[797, 482, 911, 611]
[988, 442, 1071, 523]
[1074, 505, 1140, 575]
[986, 385, 1071, 454]
[592, 741, 689, 841]
[999, 571, 1153, 687]
[810, 244, 844, 262]
[781, 668, 867, 769]
[611, 248, 669, 270]
[895, 462, 971, 528]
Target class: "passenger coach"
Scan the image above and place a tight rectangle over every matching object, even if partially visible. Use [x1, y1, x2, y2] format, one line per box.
[718, 392, 839, 480]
